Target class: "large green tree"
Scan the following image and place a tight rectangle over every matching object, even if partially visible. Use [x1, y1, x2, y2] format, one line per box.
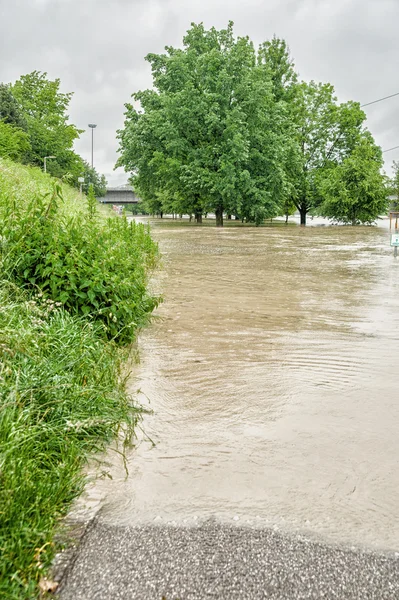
[117, 23, 293, 226]
[78, 161, 107, 197]
[291, 81, 367, 225]
[390, 161, 399, 210]
[319, 133, 388, 224]
[257, 37, 301, 223]
[12, 71, 82, 172]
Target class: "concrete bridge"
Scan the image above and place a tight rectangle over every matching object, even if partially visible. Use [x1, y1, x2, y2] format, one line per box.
[99, 186, 140, 204]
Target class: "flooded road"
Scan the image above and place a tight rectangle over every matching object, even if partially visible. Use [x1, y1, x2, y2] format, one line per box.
[81, 221, 399, 551]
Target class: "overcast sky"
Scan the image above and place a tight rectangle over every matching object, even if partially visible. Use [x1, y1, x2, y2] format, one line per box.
[1, 0, 398, 185]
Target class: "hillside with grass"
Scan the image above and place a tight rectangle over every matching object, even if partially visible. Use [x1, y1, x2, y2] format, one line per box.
[0, 158, 159, 598]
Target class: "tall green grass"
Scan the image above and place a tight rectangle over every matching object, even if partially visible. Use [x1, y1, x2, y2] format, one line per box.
[0, 158, 159, 598]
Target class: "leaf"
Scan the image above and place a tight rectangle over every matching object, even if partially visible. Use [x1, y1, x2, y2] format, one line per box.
[39, 577, 59, 594]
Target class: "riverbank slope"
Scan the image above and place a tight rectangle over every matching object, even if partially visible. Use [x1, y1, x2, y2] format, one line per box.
[0, 158, 158, 598]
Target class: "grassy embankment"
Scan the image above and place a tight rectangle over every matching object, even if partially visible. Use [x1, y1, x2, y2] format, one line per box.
[0, 158, 159, 598]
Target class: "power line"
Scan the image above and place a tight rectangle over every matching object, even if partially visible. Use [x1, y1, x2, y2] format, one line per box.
[382, 145, 399, 154]
[359, 92, 399, 154]
[361, 91, 399, 107]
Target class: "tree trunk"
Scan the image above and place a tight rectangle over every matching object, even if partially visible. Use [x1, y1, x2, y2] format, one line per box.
[299, 207, 306, 226]
[195, 212, 202, 223]
[215, 206, 223, 227]
[160, 211, 163, 219]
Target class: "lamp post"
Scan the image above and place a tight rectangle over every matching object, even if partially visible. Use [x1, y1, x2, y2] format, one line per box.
[44, 156, 56, 173]
[88, 124, 97, 168]
[78, 176, 85, 194]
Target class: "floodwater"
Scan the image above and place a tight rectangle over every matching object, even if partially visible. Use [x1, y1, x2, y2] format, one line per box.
[78, 219, 399, 552]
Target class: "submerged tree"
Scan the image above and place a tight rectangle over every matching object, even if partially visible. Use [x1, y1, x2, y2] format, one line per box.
[117, 22, 294, 226]
[117, 26, 385, 227]
[390, 161, 399, 210]
[318, 133, 388, 224]
[291, 81, 368, 225]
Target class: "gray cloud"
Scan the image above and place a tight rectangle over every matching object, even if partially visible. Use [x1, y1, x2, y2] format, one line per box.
[1, 0, 398, 184]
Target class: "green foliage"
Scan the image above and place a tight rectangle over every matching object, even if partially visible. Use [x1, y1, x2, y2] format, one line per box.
[318, 133, 388, 224]
[11, 71, 83, 171]
[0, 176, 159, 346]
[0, 156, 158, 597]
[87, 183, 98, 218]
[50, 153, 108, 197]
[77, 161, 107, 197]
[0, 121, 31, 161]
[0, 83, 26, 129]
[0, 283, 139, 598]
[290, 81, 367, 224]
[0, 157, 87, 219]
[2, 72, 108, 192]
[257, 36, 297, 102]
[390, 161, 399, 210]
[124, 202, 149, 216]
[117, 25, 386, 226]
[278, 197, 297, 223]
[117, 22, 294, 226]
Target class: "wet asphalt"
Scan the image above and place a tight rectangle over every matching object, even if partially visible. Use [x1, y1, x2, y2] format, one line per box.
[58, 519, 399, 600]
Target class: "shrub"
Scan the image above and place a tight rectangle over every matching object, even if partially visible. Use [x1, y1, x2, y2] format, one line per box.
[0, 183, 160, 344]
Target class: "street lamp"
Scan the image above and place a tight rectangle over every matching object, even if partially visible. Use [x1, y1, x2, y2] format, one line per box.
[78, 176, 85, 194]
[88, 124, 97, 168]
[44, 156, 56, 173]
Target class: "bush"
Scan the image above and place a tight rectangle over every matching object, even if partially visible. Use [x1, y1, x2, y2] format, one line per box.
[0, 183, 160, 344]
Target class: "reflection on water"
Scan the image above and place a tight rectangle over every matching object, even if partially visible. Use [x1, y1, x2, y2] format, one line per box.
[78, 220, 399, 551]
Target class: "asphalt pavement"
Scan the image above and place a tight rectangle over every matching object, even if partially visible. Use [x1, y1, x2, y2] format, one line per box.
[57, 519, 399, 600]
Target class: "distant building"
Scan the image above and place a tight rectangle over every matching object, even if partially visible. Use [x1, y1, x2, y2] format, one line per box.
[100, 185, 139, 204]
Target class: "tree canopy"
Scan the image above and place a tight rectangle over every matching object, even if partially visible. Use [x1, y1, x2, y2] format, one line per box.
[390, 161, 399, 210]
[1, 72, 107, 195]
[117, 23, 295, 226]
[318, 133, 388, 224]
[117, 23, 387, 226]
[291, 81, 372, 224]
[0, 83, 26, 129]
[12, 71, 82, 168]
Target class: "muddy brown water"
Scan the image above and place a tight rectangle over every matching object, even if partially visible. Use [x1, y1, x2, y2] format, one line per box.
[77, 219, 399, 552]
